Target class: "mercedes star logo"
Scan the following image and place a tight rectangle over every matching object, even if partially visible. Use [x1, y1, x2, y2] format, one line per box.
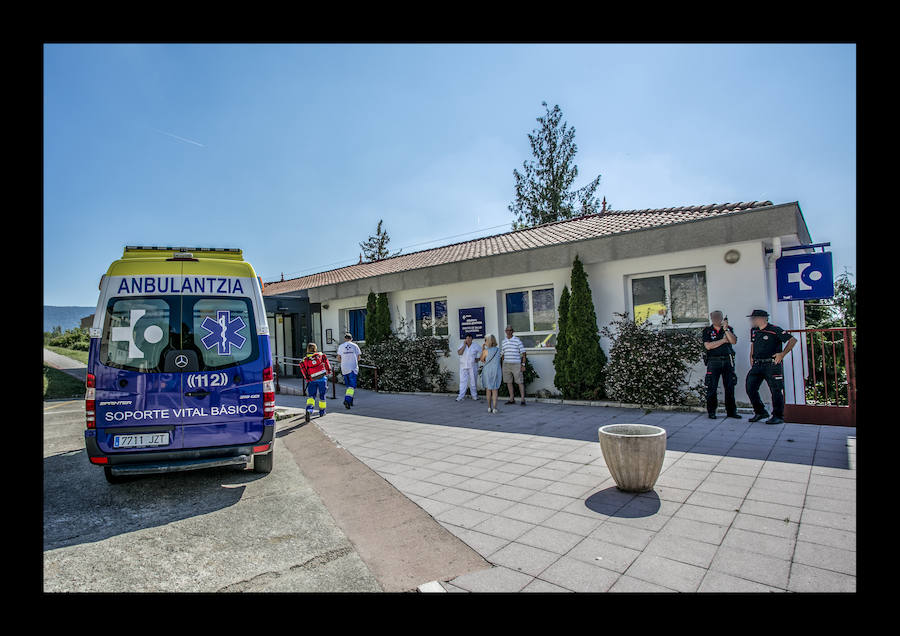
[175, 354, 189, 368]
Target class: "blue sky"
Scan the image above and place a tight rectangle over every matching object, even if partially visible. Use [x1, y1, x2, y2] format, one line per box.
[44, 43, 855, 307]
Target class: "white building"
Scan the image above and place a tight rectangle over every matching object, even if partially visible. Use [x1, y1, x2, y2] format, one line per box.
[263, 200, 814, 405]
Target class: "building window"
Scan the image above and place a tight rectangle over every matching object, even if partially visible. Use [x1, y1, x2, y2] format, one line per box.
[630, 269, 708, 327]
[503, 287, 557, 348]
[346, 308, 366, 342]
[414, 298, 448, 337]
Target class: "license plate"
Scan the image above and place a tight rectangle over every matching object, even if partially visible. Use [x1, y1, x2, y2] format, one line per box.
[113, 432, 170, 449]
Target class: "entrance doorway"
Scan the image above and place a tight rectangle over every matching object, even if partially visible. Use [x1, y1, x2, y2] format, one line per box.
[267, 312, 296, 377]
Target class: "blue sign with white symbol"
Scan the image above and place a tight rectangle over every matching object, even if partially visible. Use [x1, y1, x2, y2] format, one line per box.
[459, 307, 486, 339]
[200, 310, 247, 355]
[776, 252, 834, 301]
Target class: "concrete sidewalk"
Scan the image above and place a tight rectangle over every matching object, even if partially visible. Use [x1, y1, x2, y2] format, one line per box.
[276, 389, 856, 592]
[43, 348, 87, 382]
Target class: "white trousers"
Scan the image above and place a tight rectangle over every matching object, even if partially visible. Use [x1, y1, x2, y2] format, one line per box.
[458, 366, 478, 399]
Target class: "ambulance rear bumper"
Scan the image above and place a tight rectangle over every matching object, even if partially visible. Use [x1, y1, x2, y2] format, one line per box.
[84, 421, 274, 472]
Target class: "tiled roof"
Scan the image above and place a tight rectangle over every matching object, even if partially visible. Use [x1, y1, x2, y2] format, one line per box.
[263, 201, 775, 295]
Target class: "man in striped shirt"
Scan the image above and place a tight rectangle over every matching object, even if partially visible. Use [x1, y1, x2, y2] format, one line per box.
[501, 325, 527, 406]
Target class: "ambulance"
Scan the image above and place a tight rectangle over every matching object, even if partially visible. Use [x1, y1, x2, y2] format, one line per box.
[84, 246, 276, 483]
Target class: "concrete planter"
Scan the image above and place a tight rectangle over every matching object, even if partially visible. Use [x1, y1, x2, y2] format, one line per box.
[598, 424, 667, 493]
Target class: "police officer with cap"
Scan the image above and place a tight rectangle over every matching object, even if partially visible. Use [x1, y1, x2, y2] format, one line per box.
[702, 310, 740, 419]
[746, 309, 798, 424]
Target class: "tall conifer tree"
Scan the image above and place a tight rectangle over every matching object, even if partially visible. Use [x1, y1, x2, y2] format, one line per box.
[359, 219, 400, 262]
[364, 290, 377, 343]
[553, 285, 571, 396]
[566, 255, 607, 399]
[509, 102, 602, 229]
[375, 292, 391, 342]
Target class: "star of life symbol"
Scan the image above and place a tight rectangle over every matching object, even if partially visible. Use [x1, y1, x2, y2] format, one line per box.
[200, 310, 246, 355]
[786, 261, 823, 291]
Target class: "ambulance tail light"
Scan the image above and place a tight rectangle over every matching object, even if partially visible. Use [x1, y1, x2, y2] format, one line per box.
[262, 366, 275, 419]
[85, 373, 96, 429]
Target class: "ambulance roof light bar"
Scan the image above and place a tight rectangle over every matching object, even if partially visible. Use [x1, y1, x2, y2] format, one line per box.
[124, 246, 242, 253]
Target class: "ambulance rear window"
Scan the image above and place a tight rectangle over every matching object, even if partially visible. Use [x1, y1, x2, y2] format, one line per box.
[187, 298, 257, 370]
[99, 295, 258, 373]
[100, 298, 173, 372]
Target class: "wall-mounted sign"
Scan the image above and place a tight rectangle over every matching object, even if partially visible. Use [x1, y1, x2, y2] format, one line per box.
[326, 328, 333, 344]
[776, 252, 834, 301]
[458, 307, 486, 339]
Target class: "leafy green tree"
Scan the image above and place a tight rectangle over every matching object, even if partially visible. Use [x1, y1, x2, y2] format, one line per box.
[374, 292, 392, 343]
[364, 290, 377, 343]
[833, 271, 856, 327]
[359, 219, 400, 262]
[509, 101, 602, 229]
[565, 255, 607, 399]
[804, 270, 856, 328]
[553, 285, 571, 396]
[803, 298, 832, 327]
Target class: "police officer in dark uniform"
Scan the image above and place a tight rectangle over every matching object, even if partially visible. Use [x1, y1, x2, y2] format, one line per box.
[746, 309, 798, 424]
[701, 310, 741, 419]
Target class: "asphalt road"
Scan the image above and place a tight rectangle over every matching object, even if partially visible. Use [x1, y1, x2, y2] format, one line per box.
[43, 400, 382, 592]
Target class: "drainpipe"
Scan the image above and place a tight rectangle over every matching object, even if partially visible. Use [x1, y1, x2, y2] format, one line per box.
[768, 236, 782, 265]
[762, 236, 781, 321]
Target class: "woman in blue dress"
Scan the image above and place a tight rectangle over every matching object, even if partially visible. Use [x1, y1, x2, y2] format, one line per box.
[479, 334, 503, 413]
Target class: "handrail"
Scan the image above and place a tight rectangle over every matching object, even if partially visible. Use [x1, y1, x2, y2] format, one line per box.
[272, 353, 379, 396]
[272, 353, 379, 369]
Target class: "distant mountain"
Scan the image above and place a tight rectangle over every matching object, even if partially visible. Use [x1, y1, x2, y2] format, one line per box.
[44, 306, 96, 333]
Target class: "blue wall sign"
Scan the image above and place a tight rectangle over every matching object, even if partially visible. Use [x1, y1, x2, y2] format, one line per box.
[776, 252, 834, 301]
[458, 307, 486, 339]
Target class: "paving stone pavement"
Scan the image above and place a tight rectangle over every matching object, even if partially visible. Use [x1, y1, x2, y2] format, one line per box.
[279, 389, 856, 593]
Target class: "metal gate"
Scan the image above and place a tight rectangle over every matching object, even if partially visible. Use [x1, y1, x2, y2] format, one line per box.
[784, 327, 856, 426]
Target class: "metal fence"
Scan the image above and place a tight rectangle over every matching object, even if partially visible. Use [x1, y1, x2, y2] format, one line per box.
[784, 327, 857, 427]
[272, 353, 379, 399]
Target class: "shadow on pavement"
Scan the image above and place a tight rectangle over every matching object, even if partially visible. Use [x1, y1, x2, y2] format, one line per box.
[584, 487, 661, 517]
[275, 418, 309, 438]
[43, 449, 266, 551]
[280, 390, 854, 470]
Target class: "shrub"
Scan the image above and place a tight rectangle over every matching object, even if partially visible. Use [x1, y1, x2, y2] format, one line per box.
[46, 327, 90, 352]
[359, 318, 451, 392]
[600, 312, 705, 406]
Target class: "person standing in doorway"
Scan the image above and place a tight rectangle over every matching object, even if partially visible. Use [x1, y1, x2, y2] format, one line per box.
[456, 334, 480, 401]
[480, 334, 502, 413]
[501, 325, 527, 406]
[746, 309, 798, 425]
[337, 332, 362, 409]
[702, 310, 741, 420]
